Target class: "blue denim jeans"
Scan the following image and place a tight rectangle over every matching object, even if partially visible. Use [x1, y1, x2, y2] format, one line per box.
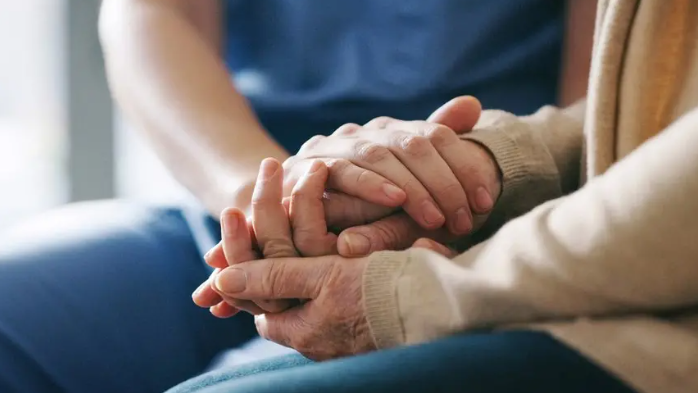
[170, 331, 638, 393]
[0, 201, 258, 393]
[0, 201, 637, 393]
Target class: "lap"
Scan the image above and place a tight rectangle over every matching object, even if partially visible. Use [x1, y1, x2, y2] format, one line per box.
[171, 331, 637, 393]
[0, 201, 257, 393]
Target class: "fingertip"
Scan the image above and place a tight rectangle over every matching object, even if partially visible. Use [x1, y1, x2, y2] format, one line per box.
[415, 200, 446, 230]
[381, 183, 407, 206]
[338, 231, 372, 257]
[412, 238, 432, 249]
[210, 302, 239, 319]
[259, 158, 282, 180]
[411, 238, 455, 258]
[204, 243, 228, 268]
[451, 207, 474, 236]
[427, 95, 482, 133]
[307, 159, 326, 175]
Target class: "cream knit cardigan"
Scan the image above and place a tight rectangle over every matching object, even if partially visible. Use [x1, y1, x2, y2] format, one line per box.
[363, 1, 698, 392]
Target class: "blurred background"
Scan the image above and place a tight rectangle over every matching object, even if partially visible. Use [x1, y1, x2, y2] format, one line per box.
[0, 0, 185, 229]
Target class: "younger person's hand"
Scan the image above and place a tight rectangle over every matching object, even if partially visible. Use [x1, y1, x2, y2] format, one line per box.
[285, 96, 500, 239]
[192, 158, 336, 317]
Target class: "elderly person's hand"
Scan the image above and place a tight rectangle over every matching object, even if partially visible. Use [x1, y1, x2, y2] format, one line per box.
[211, 234, 454, 360]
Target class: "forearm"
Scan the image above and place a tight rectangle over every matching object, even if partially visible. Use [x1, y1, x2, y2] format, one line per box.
[99, 0, 288, 216]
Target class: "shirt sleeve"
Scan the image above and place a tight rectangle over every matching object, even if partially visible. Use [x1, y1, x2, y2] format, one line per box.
[460, 100, 585, 243]
[363, 106, 698, 348]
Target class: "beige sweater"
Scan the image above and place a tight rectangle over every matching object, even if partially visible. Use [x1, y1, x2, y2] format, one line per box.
[363, 1, 698, 392]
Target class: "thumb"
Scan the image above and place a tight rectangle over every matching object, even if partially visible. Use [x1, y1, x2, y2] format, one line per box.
[412, 238, 457, 258]
[337, 213, 452, 257]
[427, 95, 482, 134]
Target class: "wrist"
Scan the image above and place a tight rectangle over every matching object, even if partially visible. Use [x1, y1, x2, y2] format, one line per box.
[201, 176, 256, 219]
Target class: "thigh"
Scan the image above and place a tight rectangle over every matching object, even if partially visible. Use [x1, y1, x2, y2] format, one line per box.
[0, 201, 257, 393]
[175, 331, 637, 393]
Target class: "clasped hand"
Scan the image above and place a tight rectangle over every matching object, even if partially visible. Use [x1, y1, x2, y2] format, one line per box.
[192, 96, 498, 360]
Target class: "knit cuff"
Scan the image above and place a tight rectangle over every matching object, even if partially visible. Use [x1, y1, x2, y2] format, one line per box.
[463, 125, 532, 210]
[460, 110, 562, 237]
[362, 251, 410, 349]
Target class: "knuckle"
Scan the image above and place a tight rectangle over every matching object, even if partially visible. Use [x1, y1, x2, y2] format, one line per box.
[298, 135, 325, 152]
[262, 238, 297, 259]
[290, 185, 314, 200]
[425, 125, 455, 146]
[371, 224, 402, 248]
[440, 181, 466, 198]
[400, 135, 431, 158]
[365, 116, 393, 129]
[261, 259, 287, 298]
[293, 228, 319, 253]
[450, 159, 480, 181]
[333, 123, 360, 136]
[354, 167, 375, 187]
[355, 142, 391, 164]
[325, 158, 351, 176]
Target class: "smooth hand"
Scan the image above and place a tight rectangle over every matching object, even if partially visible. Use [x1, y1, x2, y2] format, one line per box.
[285, 96, 501, 256]
[192, 158, 335, 316]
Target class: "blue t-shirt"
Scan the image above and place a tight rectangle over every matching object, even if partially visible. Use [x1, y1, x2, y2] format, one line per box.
[224, 0, 564, 153]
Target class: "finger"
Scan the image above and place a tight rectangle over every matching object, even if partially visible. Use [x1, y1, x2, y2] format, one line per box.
[337, 213, 453, 257]
[422, 128, 497, 215]
[203, 241, 227, 269]
[219, 295, 266, 315]
[412, 238, 457, 258]
[251, 158, 297, 312]
[297, 135, 326, 154]
[214, 256, 335, 300]
[255, 308, 309, 350]
[220, 207, 286, 313]
[209, 301, 240, 319]
[204, 267, 265, 314]
[252, 158, 298, 259]
[349, 140, 445, 230]
[364, 116, 395, 129]
[325, 159, 406, 207]
[193, 269, 224, 307]
[290, 160, 338, 256]
[220, 208, 257, 265]
[331, 123, 361, 136]
[427, 96, 482, 134]
[321, 191, 394, 229]
[382, 129, 473, 235]
[254, 314, 291, 348]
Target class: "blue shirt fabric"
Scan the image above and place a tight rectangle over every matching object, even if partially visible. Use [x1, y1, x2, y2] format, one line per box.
[224, 0, 565, 153]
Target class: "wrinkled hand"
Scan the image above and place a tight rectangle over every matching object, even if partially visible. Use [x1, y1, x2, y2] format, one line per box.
[192, 158, 335, 316]
[211, 233, 455, 360]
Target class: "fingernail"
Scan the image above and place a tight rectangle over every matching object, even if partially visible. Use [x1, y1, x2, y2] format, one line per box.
[308, 160, 323, 174]
[222, 211, 238, 236]
[192, 280, 208, 299]
[215, 268, 247, 294]
[259, 159, 279, 180]
[475, 187, 494, 212]
[342, 233, 371, 256]
[454, 207, 473, 234]
[382, 183, 405, 202]
[421, 201, 445, 226]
